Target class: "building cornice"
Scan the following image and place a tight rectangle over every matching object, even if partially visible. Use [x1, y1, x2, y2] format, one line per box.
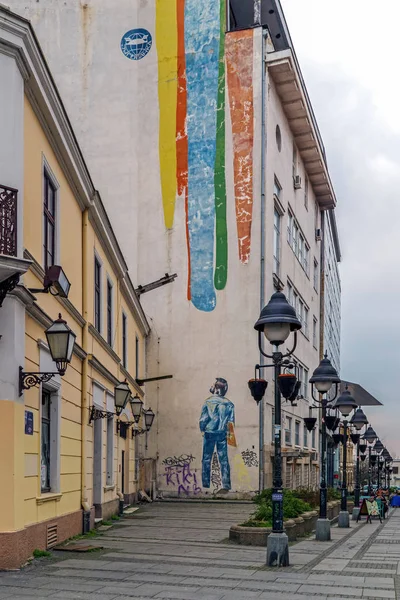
[88, 323, 121, 365]
[266, 49, 336, 210]
[88, 355, 119, 387]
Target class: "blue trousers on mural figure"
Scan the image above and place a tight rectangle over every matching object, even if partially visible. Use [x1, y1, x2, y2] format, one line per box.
[202, 431, 231, 490]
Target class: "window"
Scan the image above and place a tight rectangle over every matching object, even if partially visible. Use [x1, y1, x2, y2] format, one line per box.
[298, 233, 304, 266]
[313, 259, 319, 292]
[295, 421, 300, 446]
[304, 368, 308, 400]
[303, 424, 308, 448]
[312, 427, 316, 449]
[107, 279, 113, 346]
[304, 307, 309, 338]
[43, 170, 56, 270]
[273, 177, 281, 199]
[276, 125, 282, 152]
[94, 257, 102, 332]
[285, 417, 292, 445]
[41, 389, 51, 492]
[287, 212, 293, 246]
[292, 143, 298, 178]
[304, 246, 310, 275]
[313, 317, 318, 349]
[304, 176, 309, 209]
[135, 335, 139, 379]
[273, 208, 281, 276]
[122, 312, 127, 368]
[393, 467, 399, 475]
[106, 414, 114, 486]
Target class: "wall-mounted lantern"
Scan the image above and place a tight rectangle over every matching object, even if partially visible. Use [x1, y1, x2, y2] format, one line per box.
[19, 314, 76, 395]
[132, 408, 155, 438]
[29, 265, 71, 298]
[130, 394, 144, 423]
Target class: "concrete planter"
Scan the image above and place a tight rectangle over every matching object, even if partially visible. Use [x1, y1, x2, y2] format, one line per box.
[293, 517, 305, 537]
[230, 510, 319, 546]
[284, 519, 297, 541]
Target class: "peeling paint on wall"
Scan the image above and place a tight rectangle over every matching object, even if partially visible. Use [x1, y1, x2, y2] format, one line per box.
[226, 30, 254, 264]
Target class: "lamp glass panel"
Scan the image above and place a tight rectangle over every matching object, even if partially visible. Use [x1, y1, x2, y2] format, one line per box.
[263, 322, 291, 345]
[315, 380, 332, 393]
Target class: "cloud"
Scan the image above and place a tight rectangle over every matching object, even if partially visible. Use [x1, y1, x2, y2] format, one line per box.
[279, 4, 400, 455]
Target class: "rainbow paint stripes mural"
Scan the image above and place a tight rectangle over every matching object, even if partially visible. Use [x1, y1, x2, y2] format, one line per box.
[156, 0, 255, 312]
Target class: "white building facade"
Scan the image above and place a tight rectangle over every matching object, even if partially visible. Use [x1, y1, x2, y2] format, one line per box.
[12, 0, 341, 496]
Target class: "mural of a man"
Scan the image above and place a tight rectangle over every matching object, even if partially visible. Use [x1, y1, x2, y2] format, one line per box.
[199, 378, 235, 491]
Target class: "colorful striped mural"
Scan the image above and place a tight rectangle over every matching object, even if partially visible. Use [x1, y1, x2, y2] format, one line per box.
[226, 31, 255, 265]
[156, 2, 254, 311]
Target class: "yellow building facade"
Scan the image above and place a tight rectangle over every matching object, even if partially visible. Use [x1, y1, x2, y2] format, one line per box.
[0, 7, 150, 568]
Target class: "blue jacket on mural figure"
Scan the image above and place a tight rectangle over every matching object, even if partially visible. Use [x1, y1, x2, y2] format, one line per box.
[199, 378, 235, 491]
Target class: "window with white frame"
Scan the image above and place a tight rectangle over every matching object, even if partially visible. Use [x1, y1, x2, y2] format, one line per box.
[273, 208, 281, 276]
[313, 259, 319, 292]
[285, 416, 292, 445]
[40, 386, 60, 494]
[107, 278, 113, 346]
[287, 210, 310, 275]
[106, 414, 114, 486]
[304, 306, 309, 338]
[304, 176, 309, 209]
[311, 427, 316, 449]
[313, 317, 318, 349]
[303, 423, 308, 448]
[274, 177, 281, 199]
[94, 256, 102, 333]
[295, 421, 300, 446]
[296, 363, 309, 400]
[122, 312, 127, 368]
[287, 212, 293, 246]
[135, 335, 139, 379]
[292, 143, 298, 178]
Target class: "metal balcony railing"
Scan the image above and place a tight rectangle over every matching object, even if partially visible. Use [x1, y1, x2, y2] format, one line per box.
[0, 184, 17, 256]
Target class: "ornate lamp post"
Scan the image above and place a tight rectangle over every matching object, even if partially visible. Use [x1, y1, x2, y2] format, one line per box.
[309, 354, 340, 542]
[333, 387, 358, 528]
[363, 425, 377, 493]
[350, 407, 368, 518]
[253, 291, 301, 567]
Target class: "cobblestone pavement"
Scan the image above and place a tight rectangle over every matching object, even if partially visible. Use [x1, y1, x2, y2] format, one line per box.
[0, 502, 400, 599]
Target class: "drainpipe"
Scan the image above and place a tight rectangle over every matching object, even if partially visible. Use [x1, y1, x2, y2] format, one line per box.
[81, 208, 91, 531]
[259, 29, 268, 492]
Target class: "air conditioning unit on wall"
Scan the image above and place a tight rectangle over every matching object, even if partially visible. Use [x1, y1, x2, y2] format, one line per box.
[293, 175, 302, 189]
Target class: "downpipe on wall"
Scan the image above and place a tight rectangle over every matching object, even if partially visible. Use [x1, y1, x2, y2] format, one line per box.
[259, 29, 268, 493]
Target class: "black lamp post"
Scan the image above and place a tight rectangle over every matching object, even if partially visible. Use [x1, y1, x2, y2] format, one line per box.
[19, 314, 76, 395]
[253, 291, 301, 567]
[333, 387, 358, 528]
[362, 425, 377, 493]
[350, 408, 368, 513]
[309, 354, 340, 542]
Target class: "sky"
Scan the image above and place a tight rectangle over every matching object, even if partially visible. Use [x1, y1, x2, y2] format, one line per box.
[280, 0, 400, 457]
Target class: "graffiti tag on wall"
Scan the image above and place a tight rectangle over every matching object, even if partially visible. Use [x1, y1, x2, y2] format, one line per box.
[162, 454, 195, 467]
[162, 461, 201, 496]
[241, 449, 258, 468]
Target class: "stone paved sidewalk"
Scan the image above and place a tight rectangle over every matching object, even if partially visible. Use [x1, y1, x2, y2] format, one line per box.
[0, 502, 399, 599]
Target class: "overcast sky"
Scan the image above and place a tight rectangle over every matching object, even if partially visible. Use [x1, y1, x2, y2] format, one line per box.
[280, 0, 400, 457]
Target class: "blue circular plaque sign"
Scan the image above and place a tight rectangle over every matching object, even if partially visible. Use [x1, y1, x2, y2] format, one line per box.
[120, 28, 152, 61]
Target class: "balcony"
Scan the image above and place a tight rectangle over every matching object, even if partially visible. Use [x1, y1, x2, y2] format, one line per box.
[0, 184, 31, 303]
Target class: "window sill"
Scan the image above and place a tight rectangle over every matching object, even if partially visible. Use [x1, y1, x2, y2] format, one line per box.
[104, 484, 115, 492]
[300, 330, 310, 341]
[36, 492, 62, 505]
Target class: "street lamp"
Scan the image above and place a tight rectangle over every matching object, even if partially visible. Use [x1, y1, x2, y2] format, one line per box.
[253, 291, 301, 567]
[114, 380, 131, 416]
[350, 407, 368, 516]
[19, 314, 76, 394]
[130, 394, 144, 423]
[333, 387, 358, 527]
[363, 425, 377, 493]
[309, 354, 340, 541]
